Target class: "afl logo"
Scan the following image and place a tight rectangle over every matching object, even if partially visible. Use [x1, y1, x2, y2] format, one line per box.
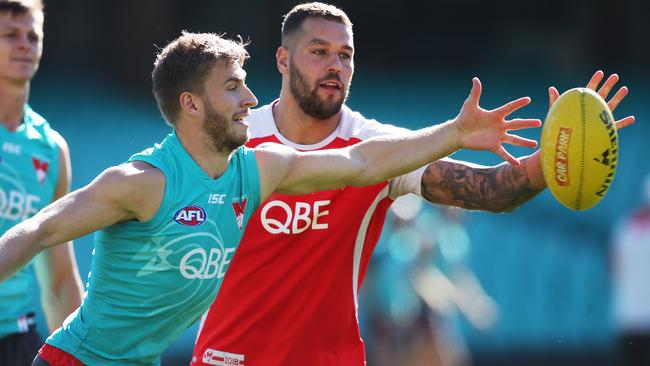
[174, 205, 206, 226]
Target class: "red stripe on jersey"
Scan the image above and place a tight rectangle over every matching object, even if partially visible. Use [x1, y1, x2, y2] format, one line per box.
[38, 344, 85, 366]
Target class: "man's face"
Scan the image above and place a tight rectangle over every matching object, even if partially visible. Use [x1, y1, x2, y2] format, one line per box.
[0, 10, 43, 83]
[200, 61, 258, 153]
[287, 18, 354, 119]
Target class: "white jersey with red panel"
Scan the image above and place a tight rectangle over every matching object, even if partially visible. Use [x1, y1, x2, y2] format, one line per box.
[191, 102, 425, 366]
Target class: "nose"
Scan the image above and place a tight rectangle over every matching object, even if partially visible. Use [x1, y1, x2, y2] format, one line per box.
[16, 38, 29, 52]
[15, 34, 33, 51]
[327, 54, 342, 74]
[241, 85, 258, 108]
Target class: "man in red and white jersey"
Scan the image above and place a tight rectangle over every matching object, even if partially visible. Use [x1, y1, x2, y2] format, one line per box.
[192, 3, 634, 366]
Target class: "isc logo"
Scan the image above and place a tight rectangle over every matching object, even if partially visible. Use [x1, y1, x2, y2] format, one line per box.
[174, 205, 206, 226]
[260, 200, 330, 234]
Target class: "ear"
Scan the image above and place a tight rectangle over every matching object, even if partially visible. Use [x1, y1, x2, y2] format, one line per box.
[179, 92, 202, 117]
[276, 46, 289, 75]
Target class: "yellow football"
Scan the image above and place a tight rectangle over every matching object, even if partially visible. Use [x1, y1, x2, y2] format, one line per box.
[540, 88, 618, 210]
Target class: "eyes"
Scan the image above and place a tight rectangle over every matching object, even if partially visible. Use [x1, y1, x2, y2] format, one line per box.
[311, 48, 352, 61]
[2, 30, 40, 45]
[28, 32, 40, 43]
[225, 81, 247, 92]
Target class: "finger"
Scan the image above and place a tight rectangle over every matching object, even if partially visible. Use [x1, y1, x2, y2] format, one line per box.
[503, 133, 538, 148]
[607, 86, 628, 112]
[464, 77, 482, 108]
[495, 146, 520, 166]
[586, 70, 604, 90]
[494, 96, 532, 116]
[506, 118, 542, 130]
[614, 116, 635, 130]
[597, 73, 619, 99]
[548, 87, 560, 109]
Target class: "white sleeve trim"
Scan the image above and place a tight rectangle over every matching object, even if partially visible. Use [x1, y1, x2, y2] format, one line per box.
[388, 165, 427, 199]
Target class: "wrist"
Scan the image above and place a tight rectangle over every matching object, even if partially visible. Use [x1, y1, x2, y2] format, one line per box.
[446, 118, 463, 151]
[523, 151, 547, 189]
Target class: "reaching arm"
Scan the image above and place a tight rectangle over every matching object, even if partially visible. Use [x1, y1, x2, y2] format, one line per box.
[34, 134, 84, 332]
[257, 120, 463, 198]
[420, 70, 635, 213]
[0, 161, 165, 283]
[421, 154, 544, 212]
[256, 78, 541, 200]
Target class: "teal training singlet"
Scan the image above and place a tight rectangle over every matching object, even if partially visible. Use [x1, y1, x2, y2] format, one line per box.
[47, 131, 261, 365]
[0, 105, 61, 338]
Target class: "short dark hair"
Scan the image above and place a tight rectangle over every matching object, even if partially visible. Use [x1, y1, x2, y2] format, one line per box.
[0, 0, 43, 16]
[151, 31, 249, 126]
[281, 2, 352, 47]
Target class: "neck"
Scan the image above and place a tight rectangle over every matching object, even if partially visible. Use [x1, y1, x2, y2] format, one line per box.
[175, 124, 231, 179]
[0, 80, 30, 131]
[272, 86, 342, 145]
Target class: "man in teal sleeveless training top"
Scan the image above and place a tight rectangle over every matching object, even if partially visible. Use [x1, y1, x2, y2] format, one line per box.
[0, 31, 540, 365]
[0, 1, 83, 364]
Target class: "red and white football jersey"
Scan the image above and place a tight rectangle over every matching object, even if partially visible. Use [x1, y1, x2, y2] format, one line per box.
[192, 102, 425, 366]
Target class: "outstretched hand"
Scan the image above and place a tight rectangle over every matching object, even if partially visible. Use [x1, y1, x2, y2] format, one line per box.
[454, 78, 542, 166]
[548, 70, 635, 130]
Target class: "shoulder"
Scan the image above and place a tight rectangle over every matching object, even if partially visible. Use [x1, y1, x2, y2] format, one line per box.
[24, 106, 62, 149]
[338, 105, 410, 141]
[247, 103, 277, 138]
[93, 161, 165, 199]
[90, 162, 166, 220]
[24, 105, 48, 127]
[49, 129, 70, 156]
[101, 161, 165, 186]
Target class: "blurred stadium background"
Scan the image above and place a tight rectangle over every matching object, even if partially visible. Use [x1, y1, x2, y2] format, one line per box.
[28, 0, 649, 365]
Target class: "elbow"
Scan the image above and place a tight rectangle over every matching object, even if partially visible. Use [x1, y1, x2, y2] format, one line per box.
[27, 218, 54, 252]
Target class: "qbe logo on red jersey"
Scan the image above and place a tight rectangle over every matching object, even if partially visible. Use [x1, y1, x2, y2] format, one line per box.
[174, 205, 206, 226]
[202, 348, 245, 365]
[260, 200, 330, 234]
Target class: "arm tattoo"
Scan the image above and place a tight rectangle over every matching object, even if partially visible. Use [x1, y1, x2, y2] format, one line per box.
[421, 160, 543, 212]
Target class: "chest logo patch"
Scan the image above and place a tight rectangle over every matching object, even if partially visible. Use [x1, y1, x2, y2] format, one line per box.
[174, 205, 206, 226]
[232, 198, 248, 230]
[32, 157, 49, 184]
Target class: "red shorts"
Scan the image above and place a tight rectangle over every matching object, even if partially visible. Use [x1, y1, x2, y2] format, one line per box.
[35, 343, 85, 366]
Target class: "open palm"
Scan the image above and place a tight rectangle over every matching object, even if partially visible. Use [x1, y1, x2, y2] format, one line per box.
[455, 78, 542, 166]
[548, 70, 635, 130]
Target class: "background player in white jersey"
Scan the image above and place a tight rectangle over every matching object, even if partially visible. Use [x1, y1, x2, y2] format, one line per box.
[0, 0, 83, 364]
[192, 3, 635, 366]
[0, 30, 540, 365]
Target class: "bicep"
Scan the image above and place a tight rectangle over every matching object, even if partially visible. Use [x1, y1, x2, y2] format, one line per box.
[420, 157, 539, 212]
[256, 145, 361, 197]
[420, 157, 495, 209]
[33, 168, 142, 248]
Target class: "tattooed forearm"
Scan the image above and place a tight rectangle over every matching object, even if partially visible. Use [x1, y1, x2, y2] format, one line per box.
[420, 159, 543, 212]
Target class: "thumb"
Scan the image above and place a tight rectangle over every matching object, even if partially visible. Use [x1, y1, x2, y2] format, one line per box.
[548, 86, 560, 109]
[464, 77, 482, 108]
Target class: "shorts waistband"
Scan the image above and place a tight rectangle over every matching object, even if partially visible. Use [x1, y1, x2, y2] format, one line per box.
[38, 343, 85, 366]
